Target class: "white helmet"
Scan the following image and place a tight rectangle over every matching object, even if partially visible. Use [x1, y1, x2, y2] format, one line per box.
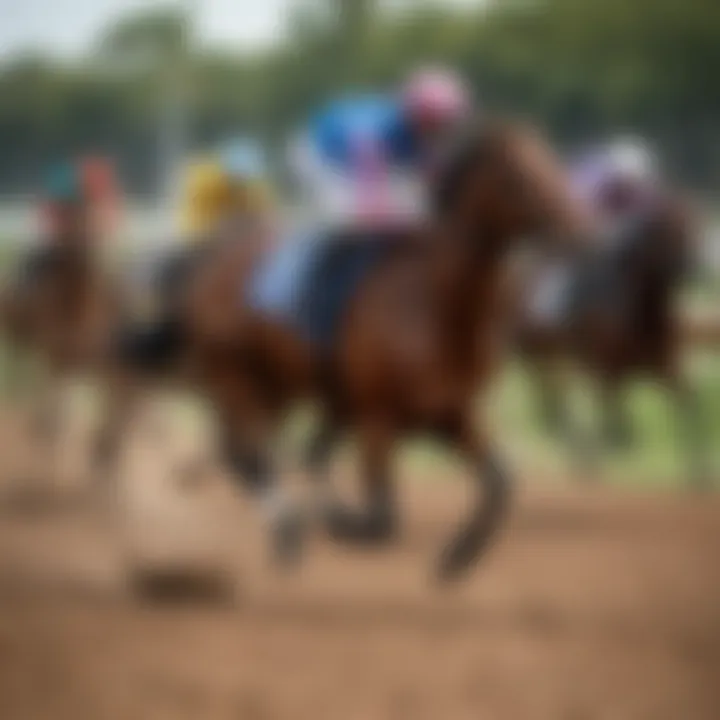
[607, 137, 656, 182]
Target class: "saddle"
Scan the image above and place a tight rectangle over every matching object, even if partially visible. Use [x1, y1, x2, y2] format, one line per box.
[249, 229, 400, 351]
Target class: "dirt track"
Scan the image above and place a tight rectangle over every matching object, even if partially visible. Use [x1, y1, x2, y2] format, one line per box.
[0, 422, 719, 720]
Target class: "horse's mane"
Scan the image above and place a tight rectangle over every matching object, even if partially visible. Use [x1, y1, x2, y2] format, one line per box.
[431, 116, 541, 218]
[431, 117, 489, 217]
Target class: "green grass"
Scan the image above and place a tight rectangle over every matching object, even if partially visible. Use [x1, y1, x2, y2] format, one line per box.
[484, 354, 720, 488]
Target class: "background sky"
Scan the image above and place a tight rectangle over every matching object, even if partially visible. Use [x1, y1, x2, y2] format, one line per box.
[0, 0, 484, 59]
[0, 0, 296, 58]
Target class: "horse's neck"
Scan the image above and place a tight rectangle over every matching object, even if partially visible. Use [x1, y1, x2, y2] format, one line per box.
[431, 231, 506, 365]
[636, 270, 674, 323]
[54, 243, 104, 299]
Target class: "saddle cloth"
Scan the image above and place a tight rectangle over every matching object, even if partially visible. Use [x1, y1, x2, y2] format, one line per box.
[247, 231, 389, 350]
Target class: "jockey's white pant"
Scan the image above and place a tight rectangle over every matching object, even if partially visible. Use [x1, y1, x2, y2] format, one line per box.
[288, 135, 428, 232]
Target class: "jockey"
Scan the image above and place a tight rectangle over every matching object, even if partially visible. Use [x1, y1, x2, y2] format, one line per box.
[181, 138, 275, 243]
[79, 156, 123, 240]
[15, 160, 101, 292]
[599, 137, 658, 217]
[146, 141, 274, 318]
[180, 158, 235, 242]
[219, 138, 274, 211]
[39, 161, 98, 245]
[290, 67, 472, 235]
[571, 137, 659, 223]
[218, 137, 277, 244]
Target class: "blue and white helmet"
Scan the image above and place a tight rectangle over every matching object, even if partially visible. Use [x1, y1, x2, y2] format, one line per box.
[217, 138, 267, 181]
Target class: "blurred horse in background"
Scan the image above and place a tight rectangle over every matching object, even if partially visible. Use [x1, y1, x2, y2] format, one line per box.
[93, 213, 272, 481]
[99, 117, 591, 581]
[0, 186, 122, 476]
[515, 179, 708, 485]
[94, 152, 278, 479]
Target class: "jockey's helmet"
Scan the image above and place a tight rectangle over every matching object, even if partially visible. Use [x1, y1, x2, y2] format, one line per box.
[401, 67, 472, 128]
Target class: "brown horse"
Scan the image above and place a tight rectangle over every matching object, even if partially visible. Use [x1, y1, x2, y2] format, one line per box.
[514, 186, 709, 485]
[104, 117, 588, 581]
[96, 118, 593, 582]
[92, 215, 273, 476]
[1, 204, 121, 469]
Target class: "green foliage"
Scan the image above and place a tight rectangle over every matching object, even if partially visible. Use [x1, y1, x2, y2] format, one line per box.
[0, 0, 719, 192]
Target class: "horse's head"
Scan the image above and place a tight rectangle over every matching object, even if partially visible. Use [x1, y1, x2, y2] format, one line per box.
[434, 118, 593, 256]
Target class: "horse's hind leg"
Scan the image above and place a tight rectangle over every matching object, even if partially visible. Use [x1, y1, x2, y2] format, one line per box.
[93, 369, 141, 484]
[212, 376, 304, 566]
[32, 387, 62, 446]
[27, 369, 69, 484]
[437, 416, 512, 581]
[303, 419, 341, 517]
[304, 417, 339, 473]
[323, 417, 398, 545]
[222, 429, 305, 566]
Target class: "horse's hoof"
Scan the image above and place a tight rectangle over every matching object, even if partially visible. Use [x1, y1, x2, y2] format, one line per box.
[325, 505, 397, 546]
[436, 532, 479, 583]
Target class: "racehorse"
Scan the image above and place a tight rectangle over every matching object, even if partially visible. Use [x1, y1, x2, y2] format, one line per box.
[93, 215, 272, 478]
[514, 186, 708, 485]
[0, 203, 122, 471]
[98, 117, 592, 580]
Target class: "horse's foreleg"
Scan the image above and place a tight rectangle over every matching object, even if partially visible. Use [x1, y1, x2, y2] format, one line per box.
[532, 362, 601, 476]
[214, 378, 304, 567]
[31, 369, 65, 445]
[222, 430, 305, 567]
[324, 417, 398, 545]
[1, 336, 28, 402]
[303, 419, 341, 519]
[24, 366, 70, 486]
[93, 369, 141, 484]
[437, 417, 512, 581]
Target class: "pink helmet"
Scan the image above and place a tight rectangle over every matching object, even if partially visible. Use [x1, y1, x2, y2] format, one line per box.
[402, 67, 471, 124]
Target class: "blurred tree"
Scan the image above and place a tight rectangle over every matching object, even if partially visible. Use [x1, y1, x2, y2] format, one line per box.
[0, 0, 719, 193]
[96, 9, 186, 72]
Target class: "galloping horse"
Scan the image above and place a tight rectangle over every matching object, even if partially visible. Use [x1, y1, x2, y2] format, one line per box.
[1, 199, 121, 466]
[99, 117, 591, 580]
[93, 214, 271, 476]
[515, 185, 707, 484]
